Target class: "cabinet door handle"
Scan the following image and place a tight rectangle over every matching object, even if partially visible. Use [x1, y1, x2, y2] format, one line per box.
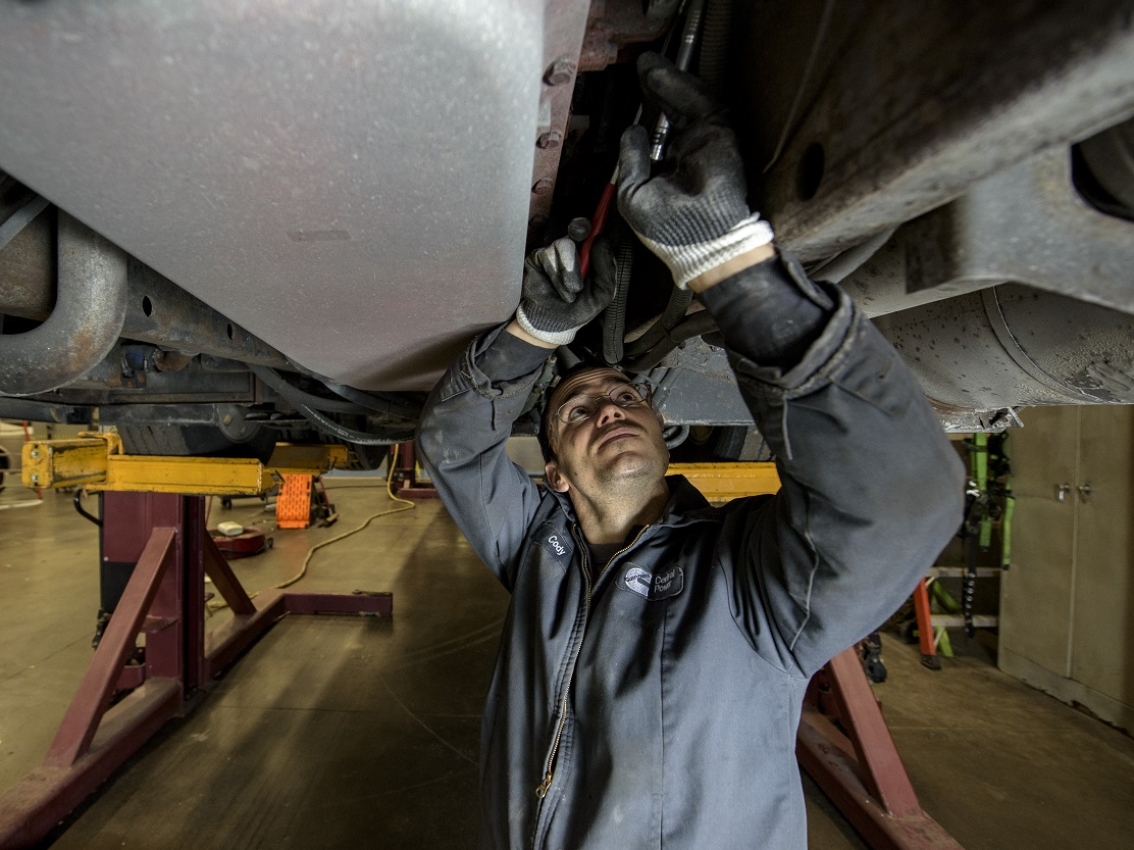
[1078, 483, 1092, 505]
[1056, 483, 1072, 502]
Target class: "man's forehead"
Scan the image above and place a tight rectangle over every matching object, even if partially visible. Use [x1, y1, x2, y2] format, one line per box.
[549, 368, 633, 407]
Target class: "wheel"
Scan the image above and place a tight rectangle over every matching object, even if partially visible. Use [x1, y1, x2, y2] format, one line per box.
[863, 658, 888, 683]
[117, 423, 276, 463]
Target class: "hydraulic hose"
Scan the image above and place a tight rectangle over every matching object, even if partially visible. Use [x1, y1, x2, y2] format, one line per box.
[322, 378, 422, 422]
[249, 365, 369, 414]
[622, 309, 717, 372]
[664, 424, 690, 450]
[602, 218, 635, 365]
[0, 212, 128, 395]
[697, 0, 736, 96]
[289, 400, 415, 446]
[0, 194, 49, 252]
[623, 288, 694, 360]
[250, 365, 416, 445]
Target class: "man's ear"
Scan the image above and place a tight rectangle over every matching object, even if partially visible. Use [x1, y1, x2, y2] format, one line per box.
[544, 459, 571, 493]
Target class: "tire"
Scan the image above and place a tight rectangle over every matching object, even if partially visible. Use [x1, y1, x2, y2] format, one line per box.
[350, 443, 390, 471]
[117, 424, 277, 463]
[712, 426, 749, 461]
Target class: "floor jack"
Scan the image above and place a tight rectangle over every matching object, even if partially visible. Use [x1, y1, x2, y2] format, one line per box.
[0, 441, 391, 850]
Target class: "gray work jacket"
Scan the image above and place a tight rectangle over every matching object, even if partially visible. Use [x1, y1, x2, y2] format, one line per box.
[417, 262, 964, 850]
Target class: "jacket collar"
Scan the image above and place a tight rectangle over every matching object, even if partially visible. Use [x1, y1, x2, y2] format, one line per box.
[545, 475, 720, 529]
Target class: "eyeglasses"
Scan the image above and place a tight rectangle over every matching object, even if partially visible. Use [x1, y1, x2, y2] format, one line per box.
[553, 382, 653, 425]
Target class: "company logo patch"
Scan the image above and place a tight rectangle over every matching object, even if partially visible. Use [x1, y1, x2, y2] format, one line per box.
[622, 564, 684, 601]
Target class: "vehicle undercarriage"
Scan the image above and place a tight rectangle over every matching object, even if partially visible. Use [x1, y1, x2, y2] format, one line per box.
[1, 0, 1133, 461]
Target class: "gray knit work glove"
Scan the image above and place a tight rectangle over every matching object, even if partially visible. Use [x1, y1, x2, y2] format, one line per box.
[617, 53, 774, 288]
[515, 237, 616, 346]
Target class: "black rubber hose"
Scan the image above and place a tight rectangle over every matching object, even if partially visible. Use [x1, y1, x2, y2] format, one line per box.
[663, 424, 690, 450]
[602, 222, 635, 365]
[321, 378, 422, 422]
[623, 287, 694, 360]
[622, 310, 717, 372]
[249, 365, 369, 414]
[0, 194, 49, 251]
[290, 400, 415, 446]
[73, 489, 102, 527]
[697, 0, 736, 96]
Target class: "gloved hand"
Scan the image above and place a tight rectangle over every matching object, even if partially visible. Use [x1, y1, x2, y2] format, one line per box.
[515, 236, 616, 346]
[617, 52, 774, 288]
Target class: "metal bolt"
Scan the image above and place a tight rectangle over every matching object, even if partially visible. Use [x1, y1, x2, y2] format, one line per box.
[30, 449, 39, 459]
[31, 474, 39, 484]
[222, 414, 233, 425]
[567, 217, 592, 241]
[536, 131, 562, 150]
[543, 58, 576, 86]
[532, 178, 554, 195]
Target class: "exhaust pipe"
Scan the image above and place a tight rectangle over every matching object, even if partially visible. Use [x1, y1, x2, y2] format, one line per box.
[0, 211, 127, 395]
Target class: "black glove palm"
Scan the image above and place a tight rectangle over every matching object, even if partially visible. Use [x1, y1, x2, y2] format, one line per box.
[618, 53, 774, 288]
[516, 237, 616, 346]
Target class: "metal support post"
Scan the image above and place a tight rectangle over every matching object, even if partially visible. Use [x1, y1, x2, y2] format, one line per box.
[0, 491, 391, 849]
[798, 647, 964, 850]
[912, 578, 941, 670]
[391, 441, 438, 498]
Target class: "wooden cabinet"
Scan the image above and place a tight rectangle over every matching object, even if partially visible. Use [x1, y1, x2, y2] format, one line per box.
[999, 405, 1134, 731]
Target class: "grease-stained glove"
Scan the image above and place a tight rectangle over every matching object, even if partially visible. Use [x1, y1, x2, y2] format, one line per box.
[515, 236, 616, 346]
[618, 52, 774, 288]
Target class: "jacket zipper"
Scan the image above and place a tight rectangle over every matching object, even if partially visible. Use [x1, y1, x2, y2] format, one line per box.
[534, 523, 650, 800]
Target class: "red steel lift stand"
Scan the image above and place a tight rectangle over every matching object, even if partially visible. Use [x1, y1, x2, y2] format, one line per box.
[0, 491, 392, 850]
[391, 440, 438, 498]
[912, 577, 942, 670]
[799, 647, 964, 850]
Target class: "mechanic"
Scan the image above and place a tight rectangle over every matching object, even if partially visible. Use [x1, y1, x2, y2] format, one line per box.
[416, 53, 963, 850]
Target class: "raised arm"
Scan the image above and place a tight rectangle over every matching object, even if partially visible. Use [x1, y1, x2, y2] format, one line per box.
[416, 239, 614, 590]
[618, 54, 964, 677]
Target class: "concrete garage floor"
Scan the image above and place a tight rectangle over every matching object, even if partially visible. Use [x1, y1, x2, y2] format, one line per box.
[2, 482, 1133, 849]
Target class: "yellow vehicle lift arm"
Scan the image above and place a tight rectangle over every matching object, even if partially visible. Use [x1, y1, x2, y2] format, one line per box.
[22, 432, 349, 495]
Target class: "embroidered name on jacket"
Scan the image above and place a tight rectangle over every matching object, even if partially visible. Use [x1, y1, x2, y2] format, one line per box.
[537, 526, 574, 561]
[622, 564, 684, 601]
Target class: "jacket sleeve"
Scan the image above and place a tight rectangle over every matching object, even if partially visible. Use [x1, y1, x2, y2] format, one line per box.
[701, 254, 965, 678]
[416, 324, 552, 591]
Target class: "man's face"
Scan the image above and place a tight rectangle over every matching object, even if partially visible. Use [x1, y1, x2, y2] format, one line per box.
[544, 368, 670, 497]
